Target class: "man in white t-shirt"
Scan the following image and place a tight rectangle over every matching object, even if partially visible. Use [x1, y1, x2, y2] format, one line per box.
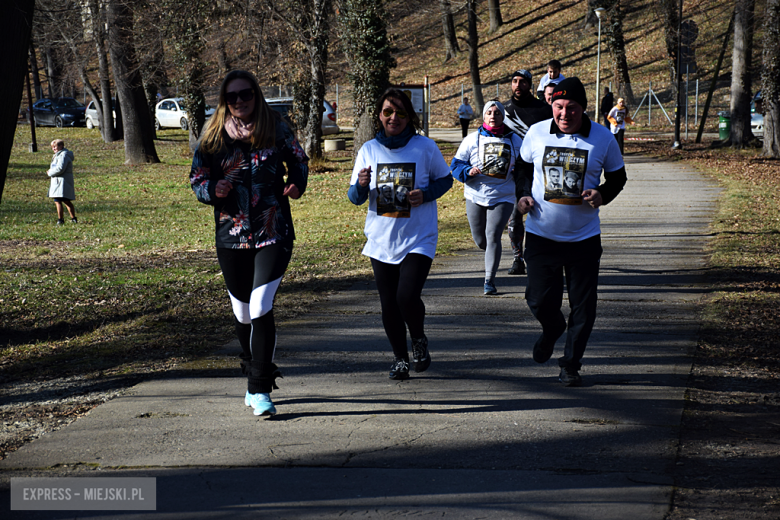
[517, 77, 627, 387]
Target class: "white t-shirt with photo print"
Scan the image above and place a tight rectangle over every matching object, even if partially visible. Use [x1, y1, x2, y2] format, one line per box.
[351, 135, 452, 264]
[520, 118, 624, 242]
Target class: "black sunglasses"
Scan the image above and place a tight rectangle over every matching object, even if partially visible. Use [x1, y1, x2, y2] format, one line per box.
[225, 88, 255, 105]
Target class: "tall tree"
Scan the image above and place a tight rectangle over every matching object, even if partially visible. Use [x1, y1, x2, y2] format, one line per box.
[339, 0, 395, 154]
[762, 0, 780, 157]
[29, 39, 43, 101]
[266, 0, 333, 159]
[729, 0, 756, 148]
[439, 0, 460, 61]
[656, 0, 680, 100]
[160, 0, 210, 151]
[87, 0, 117, 142]
[487, 0, 503, 33]
[466, 0, 484, 115]
[0, 0, 35, 204]
[600, 0, 634, 105]
[107, 0, 159, 164]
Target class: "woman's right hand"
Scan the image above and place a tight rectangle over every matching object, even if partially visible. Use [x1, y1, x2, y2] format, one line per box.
[215, 180, 233, 198]
[468, 167, 481, 177]
[358, 167, 372, 187]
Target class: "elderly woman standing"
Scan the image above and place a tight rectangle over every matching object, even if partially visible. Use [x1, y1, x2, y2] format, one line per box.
[348, 88, 453, 380]
[47, 139, 77, 225]
[450, 100, 523, 295]
[190, 70, 308, 416]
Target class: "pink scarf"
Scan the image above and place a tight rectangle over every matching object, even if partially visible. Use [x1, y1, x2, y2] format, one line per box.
[482, 122, 506, 135]
[225, 116, 255, 142]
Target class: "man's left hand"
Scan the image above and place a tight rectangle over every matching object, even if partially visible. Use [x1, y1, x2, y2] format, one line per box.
[408, 189, 423, 207]
[283, 184, 301, 199]
[582, 189, 602, 208]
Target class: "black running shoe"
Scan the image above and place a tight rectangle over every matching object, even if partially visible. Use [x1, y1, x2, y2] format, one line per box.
[411, 336, 431, 373]
[508, 258, 525, 275]
[389, 358, 410, 380]
[559, 367, 583, 387]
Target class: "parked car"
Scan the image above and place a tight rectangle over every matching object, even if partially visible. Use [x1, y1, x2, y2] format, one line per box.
[265, 98, 340, 135]
[31, 98, 86, 128]
[84, 99, 116, 129]
[751, 91, 764, 139]
[154, 97, 215, 131]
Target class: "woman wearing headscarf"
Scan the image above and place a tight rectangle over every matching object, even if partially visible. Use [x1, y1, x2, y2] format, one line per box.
[450, 100, 523, 295]
[348, 88, 453, 380]
[190, 70, 308, 416]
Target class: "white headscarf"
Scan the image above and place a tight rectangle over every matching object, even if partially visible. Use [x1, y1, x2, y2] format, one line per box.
[482, 100, 506, 119]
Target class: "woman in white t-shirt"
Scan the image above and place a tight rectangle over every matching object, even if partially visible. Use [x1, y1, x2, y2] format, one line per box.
[451, 100, 522, 295]
[348, 88, 453, 381]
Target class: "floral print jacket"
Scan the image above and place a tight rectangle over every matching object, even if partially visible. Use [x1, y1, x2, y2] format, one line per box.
[190, 120, 309, 249]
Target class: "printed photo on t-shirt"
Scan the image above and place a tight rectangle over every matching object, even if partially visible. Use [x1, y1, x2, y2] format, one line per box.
[542, 146, 588, 205]
[481, 141, 511, 179]
[376, 162, 416, 218]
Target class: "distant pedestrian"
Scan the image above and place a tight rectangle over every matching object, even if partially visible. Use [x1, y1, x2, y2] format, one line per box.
[47, 139, 77, 225]
[348, 88, 453, 381]
[607, 97, 634, 154]
[504, 68, 553, 276]
[536, 60, 565, 99]
[457, 97, 474, 138]
[451, 100, 523, 296]
[517, 77, 627, 387]
[600, 88, 614, 127]
[190, 70, 309, 417]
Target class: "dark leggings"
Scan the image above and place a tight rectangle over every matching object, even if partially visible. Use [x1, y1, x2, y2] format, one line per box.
[370, 253, 433, 360]
[216, 243, 292, 366]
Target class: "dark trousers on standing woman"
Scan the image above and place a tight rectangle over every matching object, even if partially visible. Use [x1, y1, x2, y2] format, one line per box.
[459, 118, 470, 138]
[217, 243, 292, 393]
[371, 253, 433, 360]
[524, 233, 602, 371]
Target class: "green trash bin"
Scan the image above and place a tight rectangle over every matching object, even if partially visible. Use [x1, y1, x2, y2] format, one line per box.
[718, 111, 731, 140]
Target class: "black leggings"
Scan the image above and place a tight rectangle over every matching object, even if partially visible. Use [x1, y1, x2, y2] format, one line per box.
[216, 243, 292, 365]
[370, 253, 433, 360]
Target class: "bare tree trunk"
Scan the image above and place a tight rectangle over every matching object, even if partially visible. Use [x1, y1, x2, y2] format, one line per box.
[657, 0, 679, 100]
[0, 0, 35, 204]
[467, 0, 484, 115]
[487, 0, 502, 33]
[107, 0, 159, 164]
[44, 45, 57, 98]
[29, 39, 43, 101]
[730, 0, 756, 147]
[439, 0, 460, 61]
[602, 0, 634, 105]
[762, 0, 780, 157]
[87, 0, 116, 142]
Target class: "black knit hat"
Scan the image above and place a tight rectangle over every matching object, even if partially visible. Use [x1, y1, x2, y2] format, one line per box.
[551, 77, 587, 111]
[511, 69, 533, 83]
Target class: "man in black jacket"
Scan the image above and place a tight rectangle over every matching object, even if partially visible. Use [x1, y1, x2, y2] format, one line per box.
[504, 69, 553, 275]
[600, 87, 614, 128]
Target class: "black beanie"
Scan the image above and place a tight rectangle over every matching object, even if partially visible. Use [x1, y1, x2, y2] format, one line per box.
[551, 77, 587, 111]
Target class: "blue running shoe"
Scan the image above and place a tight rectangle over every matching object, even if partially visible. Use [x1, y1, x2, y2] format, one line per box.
[244, 391, 252, 407]
[247, 392, 277, 416]
[484, 281, 497, 295]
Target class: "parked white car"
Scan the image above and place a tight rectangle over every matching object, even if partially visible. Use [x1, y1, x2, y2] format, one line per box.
[265, 98, 340, 135]
[154, 98, 215, 131]
[84, 100, 115, 129]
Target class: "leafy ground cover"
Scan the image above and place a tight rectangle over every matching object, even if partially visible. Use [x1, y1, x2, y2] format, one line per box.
[625, 139, 780, 520]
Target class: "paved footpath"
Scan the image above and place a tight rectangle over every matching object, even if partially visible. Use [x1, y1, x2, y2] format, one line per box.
[0, 155, 720, 519]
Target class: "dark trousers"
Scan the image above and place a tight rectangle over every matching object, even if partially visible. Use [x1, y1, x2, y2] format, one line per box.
[217, 243, 292, 367]
[524, 233, 602, 370]
[459, 118, 470, 138]
[371, 253, 433, 360]
[507, 206, 525, 260]
[614, 129, 625, 154]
